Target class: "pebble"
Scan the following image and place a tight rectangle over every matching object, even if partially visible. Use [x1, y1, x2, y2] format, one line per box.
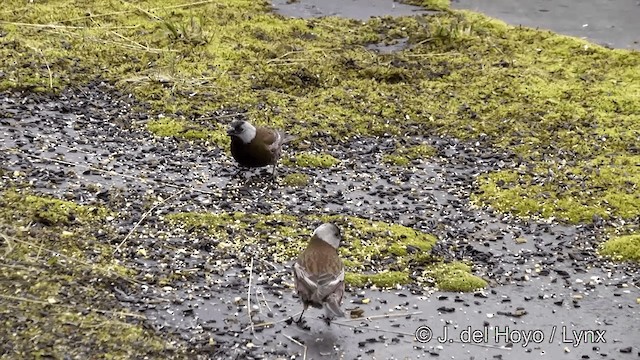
[1, 85, 636, 359]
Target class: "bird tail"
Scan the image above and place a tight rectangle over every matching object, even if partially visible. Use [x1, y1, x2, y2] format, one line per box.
[323, 296, 346, 319]
[282, 133, 296, 144]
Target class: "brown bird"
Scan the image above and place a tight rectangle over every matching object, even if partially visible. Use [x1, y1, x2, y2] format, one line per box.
[293, 223, 346, 323]
[227, 120, 293, 178]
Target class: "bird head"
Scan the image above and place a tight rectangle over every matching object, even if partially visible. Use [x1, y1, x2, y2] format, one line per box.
[227, 120, 257, 144]
[312, 223, 342, 249]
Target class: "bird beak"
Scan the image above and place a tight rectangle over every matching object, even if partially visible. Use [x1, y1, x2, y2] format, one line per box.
[227, 127, 236, 135]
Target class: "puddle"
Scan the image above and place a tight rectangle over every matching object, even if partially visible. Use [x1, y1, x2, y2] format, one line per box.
[270, 0, 639, 51]
[452, 0, 640, 50]
[271, 0, 428, 20]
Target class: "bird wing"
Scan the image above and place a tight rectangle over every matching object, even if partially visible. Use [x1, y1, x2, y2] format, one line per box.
[316, 267, 344, 301]
[257, 128, 279, 150]
[293, 262, 318, 294]
[294, 262, 344, 302]
[267, 132, 283, 152]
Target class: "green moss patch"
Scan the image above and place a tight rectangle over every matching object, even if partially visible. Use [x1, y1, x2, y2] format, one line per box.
[163, 211, 469, 289]
[1, 189, 109, 226]
[147, 118, 229, 147]
[345, 271, 410, 288]
[383, 143, 436, 166]
[473, 153, 640, 223]
[423, 262, 487, 292]
[282, 172, 310, 187]
[401, 0, 450, 11]
[2, 0, 638, 224]
[0, 189, 177, 358]
[282, 153, 340, 168]
[599, 234, 640, 263]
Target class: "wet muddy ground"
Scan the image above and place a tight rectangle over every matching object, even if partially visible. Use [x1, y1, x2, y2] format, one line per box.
[272, 0, 640, 50]
[2, 1, 639, 359]
[450, 0, 640, 50]
[2, 79, 638, 359]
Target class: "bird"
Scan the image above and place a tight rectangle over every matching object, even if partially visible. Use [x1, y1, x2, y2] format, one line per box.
[293, 223, 346, 324]
[226, 120, 293, 178]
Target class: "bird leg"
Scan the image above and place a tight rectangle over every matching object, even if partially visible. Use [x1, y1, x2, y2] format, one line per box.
[231, 167, 244, 179]
[296, 308, 306, 323]
[296, 303, 308, 324]
[270, 163, 277, 181]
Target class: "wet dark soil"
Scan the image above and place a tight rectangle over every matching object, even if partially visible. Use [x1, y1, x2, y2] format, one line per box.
[272, 0, 640, 50]
[2, 82, 638, 359]
[451, 0, 640, 50]
[271, 0, 429, 21]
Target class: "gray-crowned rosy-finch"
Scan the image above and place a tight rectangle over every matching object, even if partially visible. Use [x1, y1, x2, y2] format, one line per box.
[293, 223, 346, 323]
[227, 120, 294, 178]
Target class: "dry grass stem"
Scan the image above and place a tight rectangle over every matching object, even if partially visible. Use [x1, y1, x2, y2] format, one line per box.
[25, 154, 219, 195]
[246, 257, 255, 335]
[340, 311, 423, 322]
[283, 334, 307, 360]
[1, 231, 141, 285]
[0, 294, 146, 319]
[115, 188, 186, 253]
[60, 0, 218, 23]
[0, 21, 139, 30]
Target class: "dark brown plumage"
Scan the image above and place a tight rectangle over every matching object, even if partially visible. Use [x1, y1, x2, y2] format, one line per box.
[227, 120, 293, 177]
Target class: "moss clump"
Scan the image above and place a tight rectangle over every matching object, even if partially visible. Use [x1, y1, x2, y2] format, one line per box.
[166, 212, 446, 288]
[424, 262, 487, 292]
[283, 153, 340, 168]
[402, 0, 450, 11]
[0, 189, 176, 358]
[325, 216, 438, 271]
[0, 189, 109, 226]
[2, 303, 169, 359]
[383, 144, 436, 166]
[165, 212, 306, 262]
[472, 156, 640, 223]
[345, 271, 410, 288]
[382, 155, 410, 166]
[2, 0, 638, 225]
[599, 234, 640, 263]
[146, 118, 229, 147]
[282, 172, 310, 187]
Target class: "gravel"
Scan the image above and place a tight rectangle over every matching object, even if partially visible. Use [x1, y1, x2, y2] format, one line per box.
[1, 83, 638, 359]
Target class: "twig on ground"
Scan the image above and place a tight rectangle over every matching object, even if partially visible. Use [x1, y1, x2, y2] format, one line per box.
[108, 30, 154, 51]
[0, 232, 15, 257]
[247, 257, 255, 335]
[115, 189, 185, 253]
[25, 45, 53, 89]
[258, 288, 272, 312]
[0, 21, 139, 30]
[196, 112, 246, 121]
[0, 294, 146, 319]
[283, 334, 307, 360]
[60, 0, 218, 23]
[25, 154, 218, 195]
[2, 232, 141, 285]
[242, 311, 301, 332]
[119, 0, 162, 20]
[339, 311, 423, 322]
